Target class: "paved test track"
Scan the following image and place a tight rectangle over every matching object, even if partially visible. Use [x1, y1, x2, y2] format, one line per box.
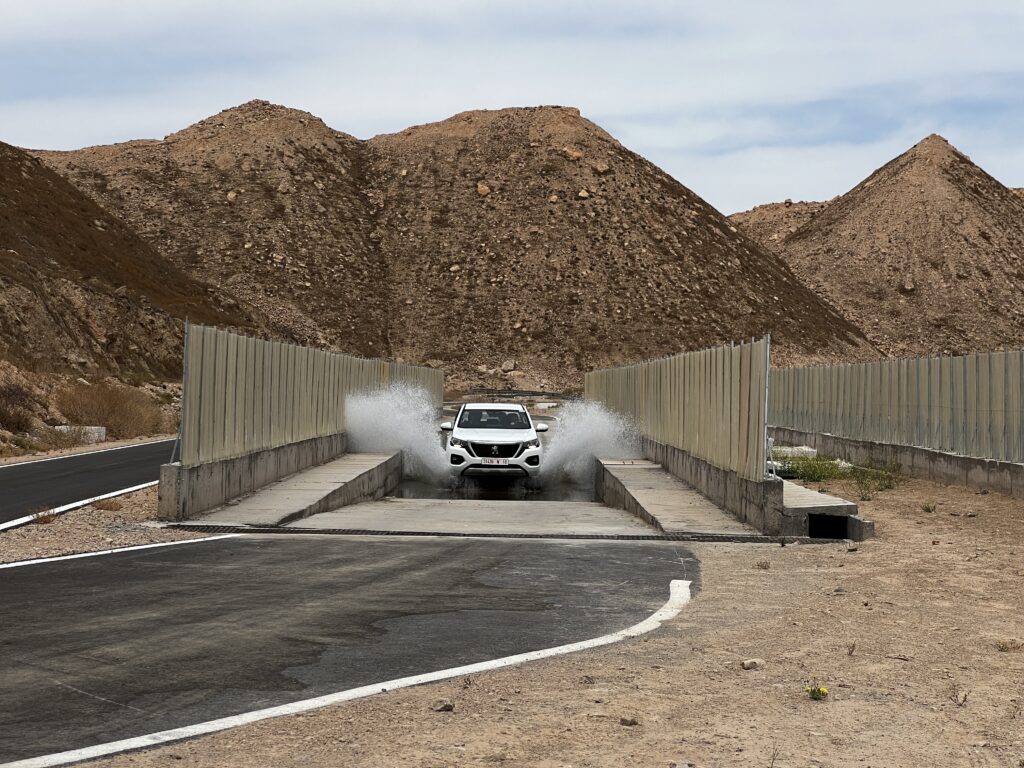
[0, 439, 174, 524]
[0, 534, 699, 763]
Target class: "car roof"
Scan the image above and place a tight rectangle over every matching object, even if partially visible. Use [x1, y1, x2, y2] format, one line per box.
[462, 402, 526, 411]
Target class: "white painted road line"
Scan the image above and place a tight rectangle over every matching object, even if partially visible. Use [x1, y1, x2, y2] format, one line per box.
[0, 534, 240, 569]
[0, 481, 160, 533]
[0, 439, 175, 471]
[0, 579, 692, 768]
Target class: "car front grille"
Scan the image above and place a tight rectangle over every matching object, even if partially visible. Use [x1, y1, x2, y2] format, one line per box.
[469, 442, 523, 459]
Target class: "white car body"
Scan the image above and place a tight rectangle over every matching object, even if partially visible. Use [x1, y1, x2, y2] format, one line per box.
[441, 402, 548, 478]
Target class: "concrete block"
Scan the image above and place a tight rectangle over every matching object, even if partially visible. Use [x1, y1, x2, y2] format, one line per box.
[54, 425, 106, 443]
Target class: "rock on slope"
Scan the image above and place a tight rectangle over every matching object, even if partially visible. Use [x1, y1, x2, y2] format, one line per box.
[36, 102, 874, 387]
[763, 135, 1024, 356]
[38, 102, 389, 356]
[0, 141, 241, 375]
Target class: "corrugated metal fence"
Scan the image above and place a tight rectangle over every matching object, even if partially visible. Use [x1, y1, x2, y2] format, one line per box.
[179, 324, 444, 467]
[584, 337, 771, 481]
[770, 351, 1024, 463]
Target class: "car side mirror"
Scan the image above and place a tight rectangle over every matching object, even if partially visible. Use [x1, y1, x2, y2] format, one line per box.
[440, 421, 453, 431]
[535, 423, 549, 432]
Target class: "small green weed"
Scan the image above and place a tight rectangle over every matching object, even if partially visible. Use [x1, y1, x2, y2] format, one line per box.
[784, 455, 848, 483]
[850, 464, 902, 501]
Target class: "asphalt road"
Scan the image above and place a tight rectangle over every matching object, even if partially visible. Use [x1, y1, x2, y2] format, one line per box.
[0, 439, 174, 524]
[0, 534, 698, 763]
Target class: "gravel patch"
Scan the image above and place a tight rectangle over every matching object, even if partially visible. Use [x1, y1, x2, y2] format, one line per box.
[0, 487, 205, 564]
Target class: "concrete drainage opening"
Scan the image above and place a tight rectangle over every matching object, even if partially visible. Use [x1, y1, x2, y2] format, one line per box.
[807, 513, 850, 539]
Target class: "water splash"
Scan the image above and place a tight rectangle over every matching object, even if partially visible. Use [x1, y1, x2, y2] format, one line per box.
[344, 383, 447, 483]
[540, 399, 640, 486]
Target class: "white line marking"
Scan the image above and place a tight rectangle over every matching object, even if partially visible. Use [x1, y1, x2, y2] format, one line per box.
[0, 580, 691, 768]
[0, 535, 239, 569]
[0, 481, 160, 533]
[0, 439, 175, 471]
[54, 684, 148, 715]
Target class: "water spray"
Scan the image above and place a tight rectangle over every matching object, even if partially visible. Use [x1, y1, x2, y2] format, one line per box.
[539, 399, 640, 486]
[344, 383, 448, 483]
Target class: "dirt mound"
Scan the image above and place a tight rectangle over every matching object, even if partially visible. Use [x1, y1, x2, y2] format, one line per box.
[367, 106, 872, 385]
[35, 102, 874, 387]
[37, 100, 389, 356]
[0, 141, 242, 376]
[730, 200, 828, 254]
[769, 135, 1024, 356]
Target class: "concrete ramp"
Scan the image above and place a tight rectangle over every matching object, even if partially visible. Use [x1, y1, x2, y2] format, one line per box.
[597, 459, 759, 538]
[195, 452, 402, 527]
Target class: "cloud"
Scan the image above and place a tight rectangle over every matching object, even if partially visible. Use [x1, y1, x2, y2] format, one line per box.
[2, 0, 1022, 212]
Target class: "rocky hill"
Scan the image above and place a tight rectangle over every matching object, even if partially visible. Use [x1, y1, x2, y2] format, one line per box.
[745, 135, 1024, 356]
[365, 107, 872, 382]
[0, 141, 242, 376]
[34, 101, 875, 388]
[730, 200, 828, 255]
[37, 102, 389, 356]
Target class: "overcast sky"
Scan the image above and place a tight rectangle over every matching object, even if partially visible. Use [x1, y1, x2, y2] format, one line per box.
[3, 0, 1022, 213]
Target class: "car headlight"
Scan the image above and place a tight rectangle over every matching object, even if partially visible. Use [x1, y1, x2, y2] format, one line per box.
[525, 438, 540, 449]
[450, 437, 469, 448]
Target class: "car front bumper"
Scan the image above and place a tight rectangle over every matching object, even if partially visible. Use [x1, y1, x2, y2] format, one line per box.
[447, 443, 541, 478]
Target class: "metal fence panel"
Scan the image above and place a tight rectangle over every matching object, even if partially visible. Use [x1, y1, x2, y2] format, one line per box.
[770, 349, 1024, 464]
[179, 324, 444, 467]
[584, 337, 770, 481]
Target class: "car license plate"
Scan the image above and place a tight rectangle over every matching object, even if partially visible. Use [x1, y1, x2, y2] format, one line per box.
[481, 458, 509, 466]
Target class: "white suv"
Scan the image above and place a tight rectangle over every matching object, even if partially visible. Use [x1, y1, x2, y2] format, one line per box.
[441, 402, 548, 478]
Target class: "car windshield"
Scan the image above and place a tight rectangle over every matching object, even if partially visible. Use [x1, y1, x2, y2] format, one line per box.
[458, 408, 531, 429]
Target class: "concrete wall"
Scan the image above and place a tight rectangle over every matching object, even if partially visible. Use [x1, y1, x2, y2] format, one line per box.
[180, 324, 443, 467]
[771, 350, 1024, 464]
[159, 432, 348, 521]
[638, 437, 800, 536]
[771, 426, 1024, 500]
[586, 337, 770, 482]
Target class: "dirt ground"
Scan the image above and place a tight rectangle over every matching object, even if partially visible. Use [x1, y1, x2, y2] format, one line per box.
[0, 487, 204, 563]
[76, 476, 1023, 767]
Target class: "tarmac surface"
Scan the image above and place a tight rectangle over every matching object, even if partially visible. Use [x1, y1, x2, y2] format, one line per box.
[0, 439, 174, 524]
[0, 534, 698, 763]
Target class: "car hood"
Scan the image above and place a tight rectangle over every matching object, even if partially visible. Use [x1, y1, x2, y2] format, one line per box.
[452, 427, 535, 443]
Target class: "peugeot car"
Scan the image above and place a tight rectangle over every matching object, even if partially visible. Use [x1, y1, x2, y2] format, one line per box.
[440, 402, 548, 478]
